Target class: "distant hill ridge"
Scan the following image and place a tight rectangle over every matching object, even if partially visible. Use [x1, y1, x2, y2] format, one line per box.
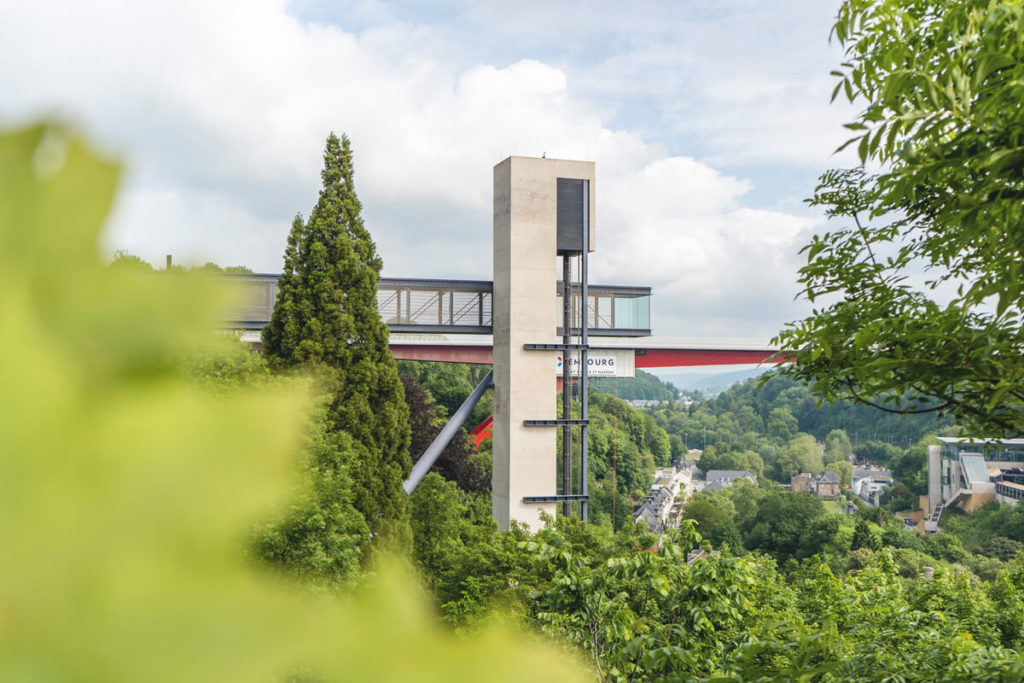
[655, 367, 773, 395]
[589, 369, 678, 401]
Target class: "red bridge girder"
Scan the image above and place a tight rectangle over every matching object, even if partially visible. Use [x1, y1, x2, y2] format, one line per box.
[389, 343, 790, 368]
[390, 344, 493, 365]
[634, 348, 789, 368]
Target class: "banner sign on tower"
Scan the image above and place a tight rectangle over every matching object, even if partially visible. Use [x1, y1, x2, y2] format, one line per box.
[556, 350, 634, 378]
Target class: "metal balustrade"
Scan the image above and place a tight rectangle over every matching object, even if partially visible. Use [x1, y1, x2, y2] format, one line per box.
[376, 278, 492, 334]
[219, 273, 651, 337]
[557, 282, 651, 337]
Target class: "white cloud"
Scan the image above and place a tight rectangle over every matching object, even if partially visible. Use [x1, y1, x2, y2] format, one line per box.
[1, 0, 836, 339]
[592, 158, 816, 338]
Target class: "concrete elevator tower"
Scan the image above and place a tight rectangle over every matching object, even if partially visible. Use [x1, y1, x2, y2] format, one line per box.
[492, 156, 596, 530]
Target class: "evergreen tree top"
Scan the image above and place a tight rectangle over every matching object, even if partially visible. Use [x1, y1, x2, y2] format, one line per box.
[263, 132, 385, 368]
[261, 132, 411, 546]
[323, 133, 356, 193]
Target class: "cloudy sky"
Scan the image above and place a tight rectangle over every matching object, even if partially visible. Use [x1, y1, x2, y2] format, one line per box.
[1, 0, 857, 341]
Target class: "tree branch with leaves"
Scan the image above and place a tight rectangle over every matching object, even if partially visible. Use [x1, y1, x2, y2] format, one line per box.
[774, 0, 1024, 437]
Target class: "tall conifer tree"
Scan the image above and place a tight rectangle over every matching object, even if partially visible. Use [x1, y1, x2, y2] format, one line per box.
[264, 133, 412, 548]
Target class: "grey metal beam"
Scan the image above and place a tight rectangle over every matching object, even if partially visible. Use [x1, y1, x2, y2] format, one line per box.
[387, 324, 492, 335]
[379, 277, 492, 291]
[402, 369, 494, 495]
[524, 343, 589, 351]
[523, 494, 590, 503]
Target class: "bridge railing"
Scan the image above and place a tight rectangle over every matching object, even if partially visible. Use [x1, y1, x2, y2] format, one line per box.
[219, 274, 651, 337]
[223, 273, 279, 328]
[378, 278, 493, 334]
[557, 283, 651, 338]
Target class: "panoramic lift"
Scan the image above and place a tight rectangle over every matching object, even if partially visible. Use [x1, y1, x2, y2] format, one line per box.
[404, 157, 598, 528]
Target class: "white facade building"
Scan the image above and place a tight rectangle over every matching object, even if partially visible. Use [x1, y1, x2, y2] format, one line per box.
[926, 437, 1024, 531]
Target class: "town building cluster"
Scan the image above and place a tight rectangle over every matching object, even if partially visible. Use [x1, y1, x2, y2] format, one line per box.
[852, 467, 892, 505]
[791, 471, 840, 498]
[701, 470, 756, 491]
[633, 462, 697, 532]
[633, 466, 760, 533]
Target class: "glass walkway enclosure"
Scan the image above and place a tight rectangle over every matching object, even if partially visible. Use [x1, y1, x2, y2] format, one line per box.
[220, 273, 652, 337]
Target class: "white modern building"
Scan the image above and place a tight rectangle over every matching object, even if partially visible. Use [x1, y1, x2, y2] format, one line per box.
[926, 437, 1024, 531]
[851, 467, 892, 506]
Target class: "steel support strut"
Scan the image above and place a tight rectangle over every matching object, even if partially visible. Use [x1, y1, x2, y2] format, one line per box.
[403, 370, 494, 494]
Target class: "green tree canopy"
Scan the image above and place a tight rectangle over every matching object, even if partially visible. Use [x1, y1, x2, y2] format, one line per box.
[774, 0, 1024, 437]
[826, 460, 854, 487]
[745, 491, 826, 559]
[775, 434, 824, 480]
[263, 133, 411, 546]
[253, 401, 369, 586]
[681, 491, 742, 551]
[852, 519, 882, 552]
[766, 406, 799, 444]
[824, 428, 852, 464]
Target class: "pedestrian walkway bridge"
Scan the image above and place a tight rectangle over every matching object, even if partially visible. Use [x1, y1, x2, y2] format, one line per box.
[222, 273, 652, 337]
[222, 273, 785, 368]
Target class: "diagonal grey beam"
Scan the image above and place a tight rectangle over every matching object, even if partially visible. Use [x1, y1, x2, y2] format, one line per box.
[403, 369, 494, 495]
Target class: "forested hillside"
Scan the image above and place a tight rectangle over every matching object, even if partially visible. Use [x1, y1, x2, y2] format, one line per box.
[650, 372, 952, 457]
[391, 356, 1024, 681]
[642, 372, 953, 490]
[590, 368, 679, 401]
[712, 373, 954, 445]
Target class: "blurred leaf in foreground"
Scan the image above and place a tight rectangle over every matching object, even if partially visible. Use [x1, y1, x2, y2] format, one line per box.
[0, 123, 587, 682]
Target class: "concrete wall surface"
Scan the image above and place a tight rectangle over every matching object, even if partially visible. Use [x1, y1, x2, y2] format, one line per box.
[492, 156, 596, 530]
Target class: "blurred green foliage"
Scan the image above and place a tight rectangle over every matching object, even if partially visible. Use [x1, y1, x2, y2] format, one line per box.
[0, 123, 588, 682]
[184, 337, 368, 587]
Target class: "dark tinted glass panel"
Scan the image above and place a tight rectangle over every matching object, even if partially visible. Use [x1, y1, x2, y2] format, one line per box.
[557, 178, 585, 253]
